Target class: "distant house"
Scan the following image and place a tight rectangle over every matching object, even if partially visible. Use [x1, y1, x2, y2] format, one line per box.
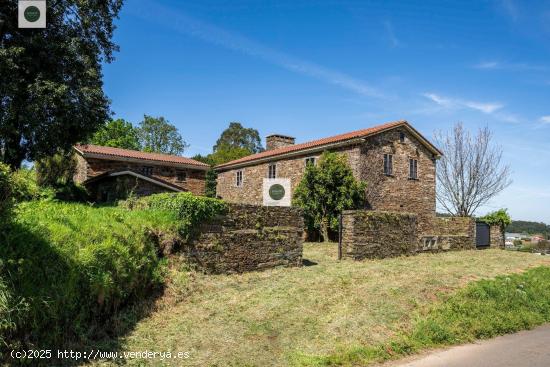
[73, 144, 209, 201]
[505, 233, 531, 241]
[215, 120, 442, 234]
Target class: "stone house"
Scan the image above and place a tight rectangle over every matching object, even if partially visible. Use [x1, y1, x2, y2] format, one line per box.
[73, 144, 208, 201]
[215, 120, 442, 234]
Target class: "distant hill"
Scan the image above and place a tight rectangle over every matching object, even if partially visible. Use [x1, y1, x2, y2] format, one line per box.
[506, 220, 550, 237]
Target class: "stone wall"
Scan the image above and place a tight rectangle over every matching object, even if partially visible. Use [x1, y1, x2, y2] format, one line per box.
[420, 216, 476, 251]
[341, 210, 418, 260]
[184, 204, 304, 273]
[216, 144, 361, 206]
[490, 225, 504, 248]
[74, 153, 206, 196]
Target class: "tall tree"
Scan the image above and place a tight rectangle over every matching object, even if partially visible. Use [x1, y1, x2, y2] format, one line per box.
[434, 123, 512, 216]
[90, 119, 140, 150]
[213, 122, 263, 153]
[293, 152, 366, 241]
[0, 0, 123, 169]
[137, 115, 188, 155]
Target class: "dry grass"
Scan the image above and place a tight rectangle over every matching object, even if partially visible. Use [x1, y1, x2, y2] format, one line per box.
[89, 244, 550, 367]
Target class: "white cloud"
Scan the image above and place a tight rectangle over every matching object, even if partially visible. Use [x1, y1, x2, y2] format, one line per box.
[422, 93, 503, 114]
[473, 60, 547, 72]
[130, 1, 383, 98]
[383, 20, 401, 48]
[474, 61, 500, 69]
[539, 116, 550, 124]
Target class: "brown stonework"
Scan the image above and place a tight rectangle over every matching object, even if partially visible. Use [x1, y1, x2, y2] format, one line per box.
[341, 210, 418, 260]
[420, 216, 476, 251]
[216, 126, 437, 232]
[74, 153, 206, 197]
[490, 225, 505, 248]
[185, 204, 304, 273]
[341, 210, 476, 260]
[266, 134, 296, 150]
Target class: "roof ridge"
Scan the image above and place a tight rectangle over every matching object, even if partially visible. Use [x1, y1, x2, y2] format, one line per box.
[215, 120, 410, 169]
[74, 144, 209, 167]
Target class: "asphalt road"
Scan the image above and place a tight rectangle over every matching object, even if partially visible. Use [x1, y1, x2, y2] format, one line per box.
[389, 324, 550, 367]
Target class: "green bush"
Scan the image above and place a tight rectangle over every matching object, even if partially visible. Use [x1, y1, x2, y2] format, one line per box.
[119, 192, 227, 241]
[10, 168, 55, 202]
[0, 201, 180, 355]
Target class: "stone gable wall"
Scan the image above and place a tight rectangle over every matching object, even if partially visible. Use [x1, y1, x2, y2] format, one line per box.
[74, 154, 206, 196]
[185, 204, 304, 273]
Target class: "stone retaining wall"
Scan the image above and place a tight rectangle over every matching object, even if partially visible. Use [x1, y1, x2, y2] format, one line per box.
[420, 217, 476, 251]
[341, 211, 477, 260]
[341, 210, 418, 260]
[184, 204, 304, 273]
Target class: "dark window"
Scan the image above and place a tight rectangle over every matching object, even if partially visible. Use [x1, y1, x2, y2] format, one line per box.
[176, 170, 187, 182]
[305, 157, 316, 166]
[268, 163, 277, 179]
[383, 154, 393, 175]
[409, 159, 418, 179]
[399, 132, 405, 143]
[141, 166, 153, 176]
[236, 170, 243, 187]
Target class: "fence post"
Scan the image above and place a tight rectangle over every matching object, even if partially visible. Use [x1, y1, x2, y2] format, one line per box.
[338, 213, 343, 260]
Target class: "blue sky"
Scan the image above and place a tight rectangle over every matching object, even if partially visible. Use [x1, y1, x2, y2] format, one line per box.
[103, 0, 550, 223]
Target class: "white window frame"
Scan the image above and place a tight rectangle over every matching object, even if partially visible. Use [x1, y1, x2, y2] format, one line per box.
[268, 163, 277, 179]
[304, 157, 316, 166]
[236, 170, 243, 187]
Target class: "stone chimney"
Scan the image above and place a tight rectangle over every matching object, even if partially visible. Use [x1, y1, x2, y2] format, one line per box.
[266, 134, 296, 150]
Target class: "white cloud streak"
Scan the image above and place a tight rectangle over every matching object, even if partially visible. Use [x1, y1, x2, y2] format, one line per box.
[473, 60, 548, 72]
[130, 2, 383, 98]
[539, 116, 550, 124]
[422, 93, 503, 114]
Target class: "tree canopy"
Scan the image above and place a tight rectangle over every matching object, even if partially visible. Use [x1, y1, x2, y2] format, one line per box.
[479, 209, 512, 232]
[0, 0, 123, 169]
[90, 119, 140, 150]
[293, 151, 365, 241]
[137, 115, 188, 155]
[213, 122, 263, 153]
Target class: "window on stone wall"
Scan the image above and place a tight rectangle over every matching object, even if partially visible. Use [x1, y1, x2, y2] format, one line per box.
[409, 159, 418, 179]
[383, 154, 393, 176]
[305, 157, 316, 166]
[176, 170, 187, 182]
[268, 163, 277, 179]
[141, 166, 153, 176]
[399, 132, 405, 143]
[236, 170, 243, 187]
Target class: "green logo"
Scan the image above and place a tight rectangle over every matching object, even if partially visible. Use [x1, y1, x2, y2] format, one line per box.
[269, 184, 285, 200]
[24, 6, 41, 22]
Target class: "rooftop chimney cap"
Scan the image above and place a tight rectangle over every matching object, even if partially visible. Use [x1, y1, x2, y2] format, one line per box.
[265, 133, 296, 139]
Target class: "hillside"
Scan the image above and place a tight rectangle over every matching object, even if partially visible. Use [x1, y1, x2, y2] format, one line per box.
[506, 220, 550, 236]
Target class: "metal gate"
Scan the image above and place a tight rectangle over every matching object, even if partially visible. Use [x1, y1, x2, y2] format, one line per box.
[476, 222, 490, 248]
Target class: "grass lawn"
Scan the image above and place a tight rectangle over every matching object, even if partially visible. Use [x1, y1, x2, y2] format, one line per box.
[89, 243, 550, 367]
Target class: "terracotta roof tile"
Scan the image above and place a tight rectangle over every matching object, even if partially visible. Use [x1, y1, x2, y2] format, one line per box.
[74, 144, 209, 169]
[216, 120, 438, 169]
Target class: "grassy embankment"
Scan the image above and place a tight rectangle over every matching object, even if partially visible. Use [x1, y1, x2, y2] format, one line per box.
[0, 200, 180, 356]
[87, 243, 550, 367]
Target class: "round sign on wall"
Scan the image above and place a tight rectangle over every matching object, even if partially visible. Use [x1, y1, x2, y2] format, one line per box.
[24, 6, 41, 22]
[268, 183, 285, 200]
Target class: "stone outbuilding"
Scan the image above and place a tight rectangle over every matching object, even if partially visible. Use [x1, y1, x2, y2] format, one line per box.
[73, 144, 209, 201]
[215, 120, 442, 234]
